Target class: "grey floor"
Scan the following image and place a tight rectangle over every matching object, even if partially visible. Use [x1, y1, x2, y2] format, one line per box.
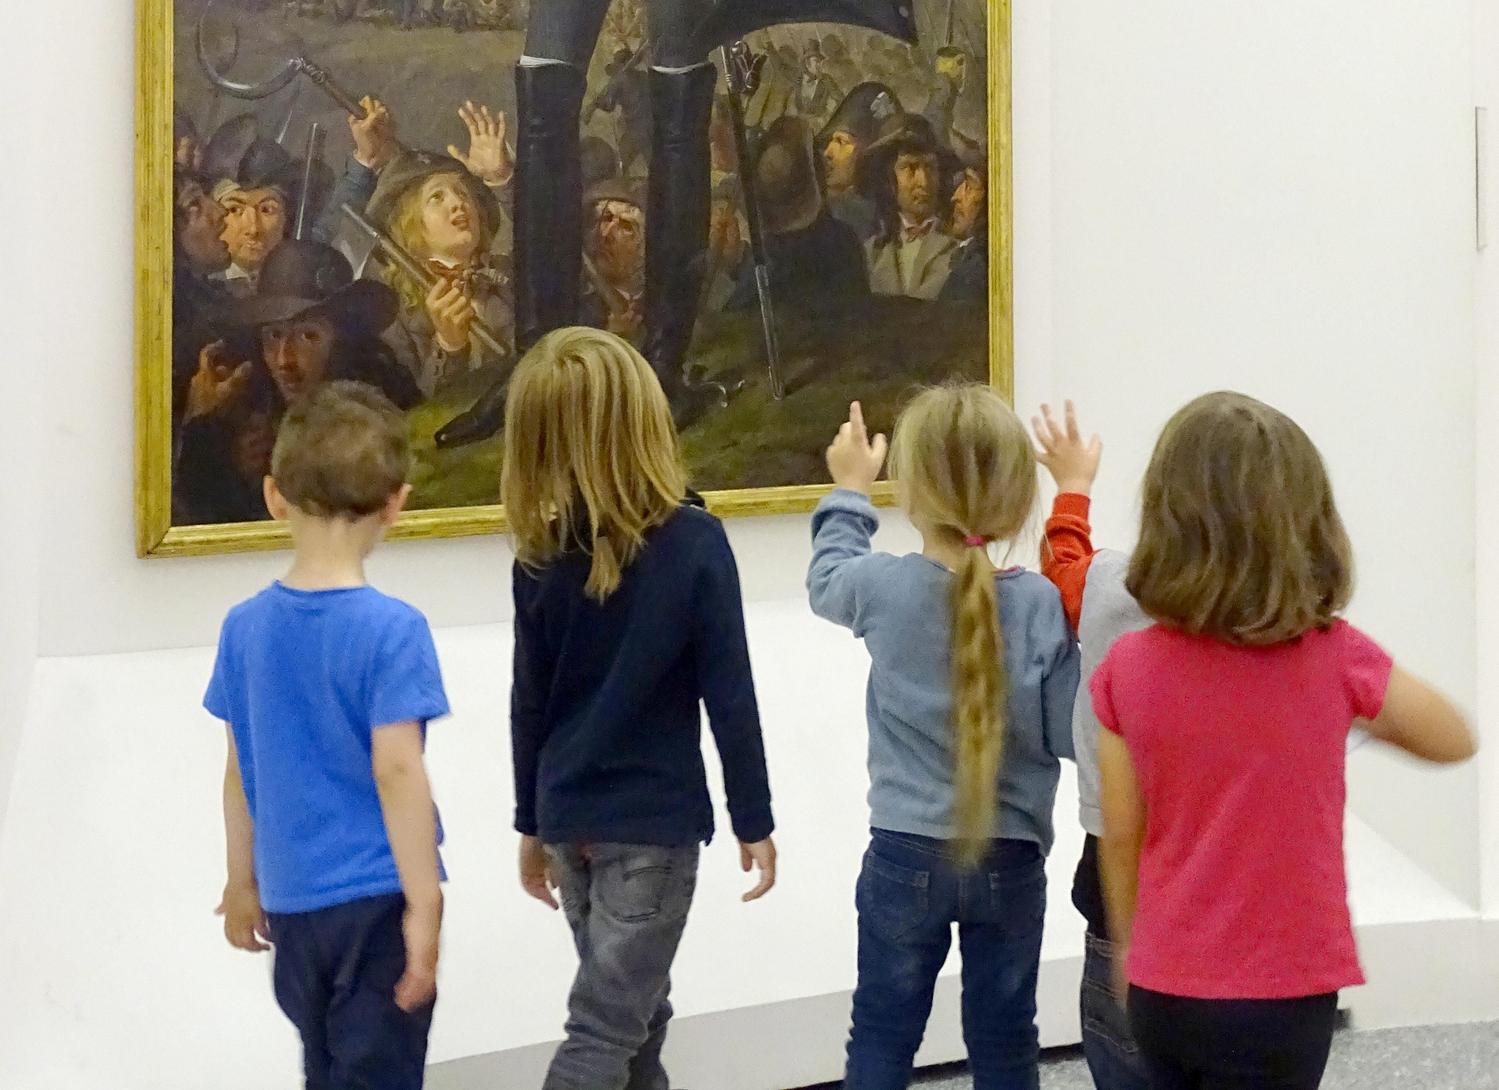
[909, 1022, 1499, 1090]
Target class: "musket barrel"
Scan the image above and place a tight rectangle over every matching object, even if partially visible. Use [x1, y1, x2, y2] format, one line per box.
[340, 203, 510, 360]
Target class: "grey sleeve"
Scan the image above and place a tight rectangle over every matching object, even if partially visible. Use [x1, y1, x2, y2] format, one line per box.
[1040, 599, 1081, 762]
[806, 489, 885, 634]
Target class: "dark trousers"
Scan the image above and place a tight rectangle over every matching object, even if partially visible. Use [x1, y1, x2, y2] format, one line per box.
[1129, 986, 1339, 1090]
[845, 829, 1046, 1090]
[267, 892, 433, 1090]
[543, 842, 700, 1090]
[1073, 836, 1150, 1089]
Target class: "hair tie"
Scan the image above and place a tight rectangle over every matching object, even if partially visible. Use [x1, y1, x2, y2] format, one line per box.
[963, 534, 989, 548]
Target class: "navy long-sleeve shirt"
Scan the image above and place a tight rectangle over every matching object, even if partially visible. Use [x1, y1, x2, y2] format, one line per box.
[511, 500, 775, 847]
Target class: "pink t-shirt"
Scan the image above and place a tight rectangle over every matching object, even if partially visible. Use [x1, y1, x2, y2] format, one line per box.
[1090, 620, 1392, 1000]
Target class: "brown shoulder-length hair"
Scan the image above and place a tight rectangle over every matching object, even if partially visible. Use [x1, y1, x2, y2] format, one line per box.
[500, 327, 687, 602]
[1127, 391, 1353, 646]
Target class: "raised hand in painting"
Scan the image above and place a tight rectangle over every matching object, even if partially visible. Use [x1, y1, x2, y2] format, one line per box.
[826, 401, 888, 494]
[1031, 400, 1102, 496]
[519, 834, 559, 910]
[350, 96, 398, 172]
[185, 341, 251, 423]
[449, 101, 512, 187]
[739, 837, 778, 903]
[215, 881, 270, 953]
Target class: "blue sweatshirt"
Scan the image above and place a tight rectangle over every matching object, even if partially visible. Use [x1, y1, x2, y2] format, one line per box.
[511, 499, 774, 847]
[807, 490, 1079, 852]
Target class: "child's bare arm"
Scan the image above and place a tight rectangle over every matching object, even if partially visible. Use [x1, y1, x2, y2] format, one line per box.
[216, 725, 270, 953]
[1363, 666, 1477, 764]
[373, 723, 443, 1012]
[1098, 730, 1146, 992]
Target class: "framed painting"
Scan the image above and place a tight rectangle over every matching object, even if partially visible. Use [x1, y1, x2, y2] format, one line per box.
[135, 0, 1012, 556]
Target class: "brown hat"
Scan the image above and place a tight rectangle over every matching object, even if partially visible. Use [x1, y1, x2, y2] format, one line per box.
[225, 239, 397, 336]
[749, 116, 822, 235]
[854, 114, 961, 199]
[365, 149, 503, 237]
[583, 176, 645, 212]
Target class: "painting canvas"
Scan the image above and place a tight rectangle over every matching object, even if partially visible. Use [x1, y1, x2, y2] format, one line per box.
[136, 0, 1011, 556]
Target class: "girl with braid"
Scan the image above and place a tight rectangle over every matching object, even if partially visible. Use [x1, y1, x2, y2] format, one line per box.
[807, 388, 1079, 1090]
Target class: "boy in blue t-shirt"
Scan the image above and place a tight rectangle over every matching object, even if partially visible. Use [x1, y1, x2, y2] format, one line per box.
[206, 382, 450, 1090]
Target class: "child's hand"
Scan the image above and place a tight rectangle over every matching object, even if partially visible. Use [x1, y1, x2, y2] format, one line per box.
[739, 837, 778, 902]
[394, 897, 442, 1013]
[1031, 400, 1102, 496]
[519, 835, 559, 910]
[826, 401, 888, 494]
[215, 882, 270, 953]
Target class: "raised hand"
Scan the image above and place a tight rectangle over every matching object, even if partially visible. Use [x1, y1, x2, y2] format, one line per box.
[1031, 400, 1102, 496]
[739, 837, 778, 903]
[185, 341, 251, 423]
[449, 101, 512, 187]
[826, 400, 889, 494]
[350, 96, 398, 172]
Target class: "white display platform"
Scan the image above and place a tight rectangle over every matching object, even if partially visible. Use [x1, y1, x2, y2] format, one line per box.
[0, 604, 1489, 1090]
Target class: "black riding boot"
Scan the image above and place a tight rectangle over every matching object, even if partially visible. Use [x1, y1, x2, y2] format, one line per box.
[643, 64, 727, 428]
[434, 62, 585, 449]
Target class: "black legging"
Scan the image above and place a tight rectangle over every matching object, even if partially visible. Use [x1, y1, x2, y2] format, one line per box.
[1128, 987, 1338, 1090]
[523, 0, 706, 71]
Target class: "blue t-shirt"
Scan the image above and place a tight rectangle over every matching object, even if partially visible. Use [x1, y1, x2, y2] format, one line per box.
[205, 583, 450, 914]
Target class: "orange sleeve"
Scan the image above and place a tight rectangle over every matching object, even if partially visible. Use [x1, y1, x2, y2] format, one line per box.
[1042, 493, 1095, 635]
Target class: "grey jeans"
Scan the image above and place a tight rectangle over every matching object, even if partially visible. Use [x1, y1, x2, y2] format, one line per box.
[542, 842, 701, 1090]
[524, 0, 707, 69]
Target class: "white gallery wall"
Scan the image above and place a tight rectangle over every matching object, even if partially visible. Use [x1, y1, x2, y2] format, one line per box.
[2, 0, 1498, 1088]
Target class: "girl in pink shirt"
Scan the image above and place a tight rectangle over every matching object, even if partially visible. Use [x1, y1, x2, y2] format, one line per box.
[1093, 392, 1475, 1090]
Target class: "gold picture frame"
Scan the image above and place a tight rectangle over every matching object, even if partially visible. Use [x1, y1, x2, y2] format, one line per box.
[135, 0, 1013, 558]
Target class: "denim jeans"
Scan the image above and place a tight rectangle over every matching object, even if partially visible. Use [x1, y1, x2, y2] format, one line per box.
[845, 829, 1046, 1090]
[267, 893, 433, 1090]
[542, 842, 700, 1090]
[1080, 930, 1150, 1090]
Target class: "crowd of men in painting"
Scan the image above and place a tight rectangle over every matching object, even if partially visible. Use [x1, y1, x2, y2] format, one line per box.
[171, 30, 989, 524]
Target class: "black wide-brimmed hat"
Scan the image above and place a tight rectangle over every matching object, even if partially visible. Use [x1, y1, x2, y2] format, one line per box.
[225, 239, 397, 335]
[854, 113, 961, 200]
[816, 82, 902, 151]
[749, 116, 822, 235]
[202, 114, 332, 211]
[365, 149, 503, 236]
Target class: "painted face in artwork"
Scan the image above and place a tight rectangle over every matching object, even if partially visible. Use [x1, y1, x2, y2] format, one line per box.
[261, 314, 336, 401]
[894, 151, 941, 222]
[220, 186, 287, 272]
[419, 173, 482, 265]
[231, 410, 277, 483]
[176, 180, 229, 273]
[589, 199, 645, 289]
[823, 131, 860, 193]
[950, 168, 986, 240]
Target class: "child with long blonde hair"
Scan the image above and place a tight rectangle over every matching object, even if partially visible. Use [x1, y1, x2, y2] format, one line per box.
[1093, 392, 1475, 1090]
[808, 388, 1079, 1090]
[501, 327, 777, 1090]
